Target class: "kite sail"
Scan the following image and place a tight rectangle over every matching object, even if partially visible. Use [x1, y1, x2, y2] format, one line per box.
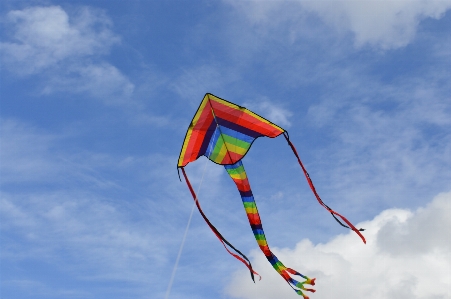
[177, 93, 365, 298]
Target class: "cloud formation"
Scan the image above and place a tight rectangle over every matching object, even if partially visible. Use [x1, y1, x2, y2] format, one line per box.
[226, 0, 451, 50]
[244, 98, 293, 127]
[226, 191, 451, 299]
[43, 63, 135, 104]
[1, 6, 118, 74]
[0, 6, 134, 102]
[300, 0, 451, 49]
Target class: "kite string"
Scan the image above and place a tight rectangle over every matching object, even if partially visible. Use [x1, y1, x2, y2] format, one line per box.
[164, 159, 208, 299]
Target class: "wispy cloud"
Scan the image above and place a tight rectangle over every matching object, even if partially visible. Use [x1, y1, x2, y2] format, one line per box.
[1, 6, 119, 74]
[0, 117, 233, 298]
[303, 64, 451, 215]
[0, 119, 61, 183]
[0, 5, 134, 103]
[244, 98, 293, 127]
[225, 0, 451, 50]
[171, 65, 241, 105]
[42, 63, 134, 105]
[2, 2, 450, 298]
[226, 191, 451, 299]
[301, 0, 451, 49]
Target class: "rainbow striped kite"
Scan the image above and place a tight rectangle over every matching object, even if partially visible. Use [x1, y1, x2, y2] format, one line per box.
[178, 93, 365, 298]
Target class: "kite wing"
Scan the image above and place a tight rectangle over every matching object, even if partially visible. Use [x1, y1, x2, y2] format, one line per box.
[178, 93, 365, 298]
[178, 93, 284, 167]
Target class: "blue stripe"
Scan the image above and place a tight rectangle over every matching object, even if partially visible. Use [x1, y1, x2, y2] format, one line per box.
[219, 126, 254, 145]
[239, 190, 253, 198]
[250, 224, 263, 230]
[241, 196, 254, 202]
[197, 119, 217, 158]
[224, 160, 243, 170]
[252, 228, 265, 235]
[267, 255, 280, 265]
[205, 126, 221, 158]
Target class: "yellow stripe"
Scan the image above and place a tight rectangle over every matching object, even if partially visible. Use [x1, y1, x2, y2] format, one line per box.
[224, 142, 248, 155]
[245, 207, 258, 214]
[256, 239, 268, 246]
[193, 94, 210, 124]
[243, 109, 284, 132]
[229, 172, 247, 180]
[178, 95, 209, 166]
[178, 129, 194, 166]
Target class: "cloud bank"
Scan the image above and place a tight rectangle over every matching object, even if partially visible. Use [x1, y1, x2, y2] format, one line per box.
[226, 0, 451, 49]
[1, 6, 118, 74]
[227, 191, 451, 299]
[0, 6, 133, 102]
[300, 0, 451, 49]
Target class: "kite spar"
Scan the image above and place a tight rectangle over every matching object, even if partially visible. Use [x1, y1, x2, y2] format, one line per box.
[177, 93, 365, 298]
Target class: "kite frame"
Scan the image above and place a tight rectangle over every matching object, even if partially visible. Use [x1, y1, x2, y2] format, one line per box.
[177, 93, 286, 169]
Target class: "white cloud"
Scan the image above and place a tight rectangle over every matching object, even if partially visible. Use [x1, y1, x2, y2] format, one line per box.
[0, 190, 168, 284]
[225, 0, 451, 50]
[1, 6, 119, 74]
[0, 6, 134, 103]
[0, 118, 235, 297]
[0, 119, 60, 183]
[244, 98, 293, 127]
[303, 66, 451, 212]
[226, 191, 451, 299]
[43, 63, 135, 104]
[0, 119, 186, 295]
[0, 118, 120, 187]
[300, 0, 451, 49]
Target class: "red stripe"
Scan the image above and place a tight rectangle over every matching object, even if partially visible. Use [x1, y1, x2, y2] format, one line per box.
[259, 245, 271, 256]
[232, 178, 251, 192]
[220, 151, 245, 165]
[247, 213, 261, 225]
[181, 109, 214, 165]
[210, 98, 284, 138]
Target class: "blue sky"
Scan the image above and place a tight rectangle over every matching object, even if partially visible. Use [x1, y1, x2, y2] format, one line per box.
[1, 1, 450, 298]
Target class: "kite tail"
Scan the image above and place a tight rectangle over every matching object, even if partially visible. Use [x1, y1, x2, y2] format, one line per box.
[180, 167, 261, 282]
[283, 133, 366, 244]
[224, 161, 315, 298]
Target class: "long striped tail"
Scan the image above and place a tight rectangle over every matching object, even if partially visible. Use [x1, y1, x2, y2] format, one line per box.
[225, 161, 316, 298]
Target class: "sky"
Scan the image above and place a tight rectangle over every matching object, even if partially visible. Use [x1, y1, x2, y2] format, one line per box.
[0, 1, 450, 299]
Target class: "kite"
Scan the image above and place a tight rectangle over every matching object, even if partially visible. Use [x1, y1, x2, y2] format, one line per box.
[177, 93, 365, 298]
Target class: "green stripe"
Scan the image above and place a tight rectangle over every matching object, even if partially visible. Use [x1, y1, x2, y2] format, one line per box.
[272, 261, 285, 272]
[254, 234, 266, 241]
[222, 134, 251, 150]
[225, 165, 245, 175]
[243, 202, 256, 209]
[209, 137, 224, 162]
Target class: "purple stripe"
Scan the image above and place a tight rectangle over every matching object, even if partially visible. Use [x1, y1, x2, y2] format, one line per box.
[216, 117, 262, 139]
[267, 254, 279, 264]
[251, 224, 263, 231]
[197, 119, 217, 158]
[239, 190, 253, 197]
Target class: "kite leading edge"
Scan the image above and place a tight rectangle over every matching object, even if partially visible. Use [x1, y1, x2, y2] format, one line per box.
[177, 93, 365, 298]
